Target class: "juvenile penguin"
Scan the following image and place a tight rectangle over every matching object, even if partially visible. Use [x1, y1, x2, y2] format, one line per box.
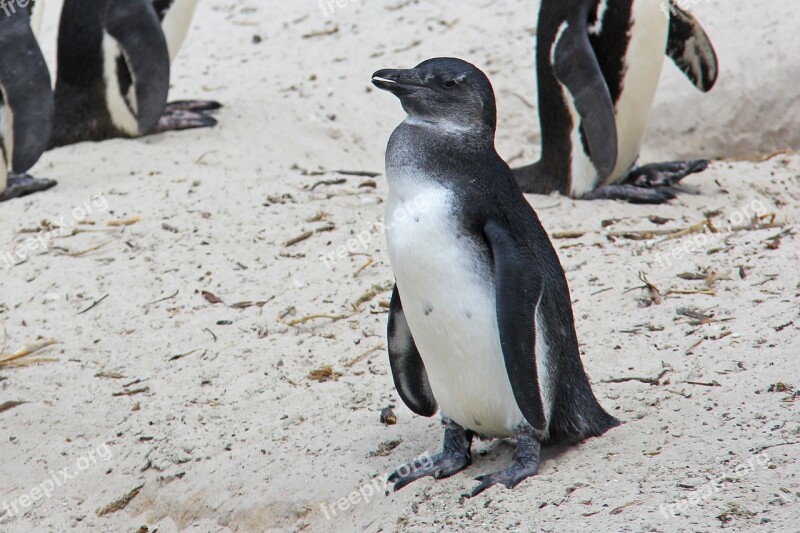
[0, 5, 55, 201]
[48, 0, 219, 148]
[372, 58, 619, 496]
[514, 0, 718, 203]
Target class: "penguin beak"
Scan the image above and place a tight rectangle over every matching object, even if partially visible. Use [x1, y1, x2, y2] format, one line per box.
[372, 68, 425, 95]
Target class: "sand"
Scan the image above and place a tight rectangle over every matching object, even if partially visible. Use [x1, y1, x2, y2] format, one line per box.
[1, 1, 798, 532]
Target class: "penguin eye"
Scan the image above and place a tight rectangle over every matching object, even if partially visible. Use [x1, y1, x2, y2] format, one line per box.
[443, 79, 458, 89]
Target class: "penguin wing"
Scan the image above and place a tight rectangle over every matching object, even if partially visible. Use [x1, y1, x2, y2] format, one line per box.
[666, 2, 718, 92]
[484, 219, 546, 431]
[105, 0, 171, 133]
[0, 8, 53, 172]
[552, 23, 618, 182]
[387, 284, 437, 417]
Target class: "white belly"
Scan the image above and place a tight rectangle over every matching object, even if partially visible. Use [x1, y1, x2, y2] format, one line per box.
[605, 0, 669, 183]
[385, 179, 524, 437]
[159, 0, 198, 63]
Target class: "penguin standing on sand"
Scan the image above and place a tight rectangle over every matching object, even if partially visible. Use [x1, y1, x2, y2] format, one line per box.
[372, 58, 618, 496]
[48, 0, 220, 148]
[514, 0, 718, 203]
[0, 5, 55, 201]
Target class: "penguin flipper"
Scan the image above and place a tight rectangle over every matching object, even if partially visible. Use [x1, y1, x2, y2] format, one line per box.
[0, 8, 53, 173]
[484, 219, 546, 432]
[666, 2, 718, 92]
[387, 285, 437, 417]
[104, 0, 171, 134]
[552, 24, 618, 182]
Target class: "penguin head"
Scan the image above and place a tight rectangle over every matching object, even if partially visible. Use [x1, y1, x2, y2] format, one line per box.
[372, 57, 497, 136]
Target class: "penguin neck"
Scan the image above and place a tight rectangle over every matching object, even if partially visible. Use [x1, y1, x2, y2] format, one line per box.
[401, 116, 495, 151]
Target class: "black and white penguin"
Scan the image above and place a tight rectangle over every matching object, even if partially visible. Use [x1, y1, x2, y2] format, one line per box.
[0, 4, 55, 201]
[48, 0, 220, 148]
[372, 58, 619, 496]
[514, 0, 718, 203]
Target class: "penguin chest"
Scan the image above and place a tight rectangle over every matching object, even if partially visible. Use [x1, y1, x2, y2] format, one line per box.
[385, 183, 524, 437]
[606, 0, 670, 183]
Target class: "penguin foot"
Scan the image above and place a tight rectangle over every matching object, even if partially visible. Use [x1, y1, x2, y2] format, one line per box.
[468, 431, 541, 498]
[388, 422, 473, 492]
[1, 174, 57, 201]
[164, 99, 223, 114]
[153, 109, 218, 133]
[623, 159, 709, 188]
[582, 184, 678, 204]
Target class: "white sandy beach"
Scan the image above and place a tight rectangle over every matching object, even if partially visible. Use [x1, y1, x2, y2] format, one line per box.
[1, 1, 798, 531]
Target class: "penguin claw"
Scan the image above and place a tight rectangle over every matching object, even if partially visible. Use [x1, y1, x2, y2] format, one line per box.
[152, 110, 218, 133]
[624, 159, 709, 188]
[582, 184, 677, 204]
[164, 99, 223, 114]
[467, 430, 541, 498]
[1, 174, 57, 201]
[388, 450, 471, 492]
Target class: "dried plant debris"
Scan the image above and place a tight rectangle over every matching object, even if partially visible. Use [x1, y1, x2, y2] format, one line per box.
[0, 339, 58, 368]
[602, 368, 670, 386]
[286, 314, 349, 327]
[308, 365, 341, 382]
[767, 382, 793, 393]
[345, 343, 384, 369]
[352, 281, 394, 311]
[627, 272, 662, 306]
[201, 291, 223, 304]
[96, 484, 144, 516]
[368, 438, 403, 458]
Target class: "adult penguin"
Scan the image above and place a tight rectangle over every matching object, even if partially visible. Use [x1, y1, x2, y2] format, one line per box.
[48, 0, 220, 148]
[513, 0, 718, 203]
[0, 4, 55, 201]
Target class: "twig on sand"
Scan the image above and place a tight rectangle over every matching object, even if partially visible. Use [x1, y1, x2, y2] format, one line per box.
[78, 294, 109, 315]
[285, 314, 349, 327]
[284, 231, 313, 247]
[602, 368, 670, 386]
[143, 289, 179, 307]
[96, 484, 144, 516]
[345, 343, 385, 369]
[107, 216, 141, 227]
[0, 339, 58, 368]
[353, 257, 374, 277]
[66, 241, 111, 257]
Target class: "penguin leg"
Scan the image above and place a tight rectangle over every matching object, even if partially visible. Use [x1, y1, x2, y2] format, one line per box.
[468, 426, 541, 498]
[0, 174, 57, 202]
[582, 184, 677, 204]
[623, 159, 709, 188]
[388, 417, 473, 492]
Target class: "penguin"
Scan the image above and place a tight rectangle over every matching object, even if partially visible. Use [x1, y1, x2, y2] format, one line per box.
[48, 0, 220, 148]
[513, 0, 718, 204]
[0, 4, 56, 201]
[372, 58, 619, 496]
